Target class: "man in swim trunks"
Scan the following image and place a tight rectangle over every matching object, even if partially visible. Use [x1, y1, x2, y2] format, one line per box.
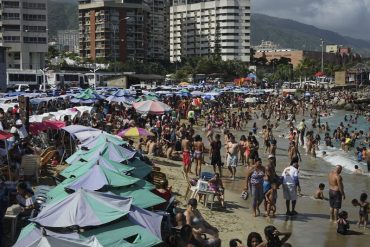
[366, 144, 370, 172]
[211, 134, 223, 177]
[226, 134, 239, 180]
[328, 165, 345, 221]
[182, 133, 192, 175]
[193, 135, 205, 177]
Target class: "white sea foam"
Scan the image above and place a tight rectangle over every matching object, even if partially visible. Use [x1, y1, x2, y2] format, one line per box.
[317, 144, 368, 173]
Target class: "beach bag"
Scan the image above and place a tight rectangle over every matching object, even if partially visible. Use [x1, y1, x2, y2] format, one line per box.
[241, 190, 249, 200]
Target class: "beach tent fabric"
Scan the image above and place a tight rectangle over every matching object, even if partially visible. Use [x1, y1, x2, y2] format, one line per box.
[31, 189, 133, 228]
[66, 142, 136, 164]
[65, 165, 140, 191]
[80, 219, 162, 247]
[79, 133, 126, 149]
[14, 223, 80, 247]
[71, 89, 105, 104]
[117, 127, 154, 138]
[128, 206, 163, 240]
[61, 156, 134, 178]
[29, 121, 66, 135]
[19, 235, 102, 247]
[132, 100, 171, 115]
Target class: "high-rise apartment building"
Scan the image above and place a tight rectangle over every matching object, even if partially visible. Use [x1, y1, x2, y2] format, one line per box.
[0, 0, 48, 70]
[170, 0, 251, 62]
[57, 30, 79, 53]
[79, 0, 170, 63]
[146, 0, 169, 61]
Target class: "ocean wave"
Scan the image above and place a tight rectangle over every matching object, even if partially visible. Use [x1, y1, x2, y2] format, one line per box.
[317, 144, 368, 173]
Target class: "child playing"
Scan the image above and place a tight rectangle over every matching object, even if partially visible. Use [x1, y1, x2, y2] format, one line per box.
[264, 182, 278, 217]
[314, 183, 325, 200]
[351, 193, 369, 229]
[337, 211, 350, 235]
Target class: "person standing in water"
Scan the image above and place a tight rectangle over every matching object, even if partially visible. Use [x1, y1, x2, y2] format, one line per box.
[328, 165, 345, 221]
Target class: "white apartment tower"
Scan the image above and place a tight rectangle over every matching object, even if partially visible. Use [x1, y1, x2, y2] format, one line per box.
[0, 0, 48, 70]
[170, 0, 251, 62]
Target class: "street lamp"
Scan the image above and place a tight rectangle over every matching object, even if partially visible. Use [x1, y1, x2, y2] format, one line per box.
[39, 67, 49, 92]
[90, 68, 100, 89]
[320, 38, 325, 73]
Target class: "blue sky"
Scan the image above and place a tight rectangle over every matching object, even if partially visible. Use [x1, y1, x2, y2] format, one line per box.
[252, 0, 370, 40]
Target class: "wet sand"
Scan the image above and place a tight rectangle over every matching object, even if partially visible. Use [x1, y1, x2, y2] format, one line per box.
[154, 111, 370, 246]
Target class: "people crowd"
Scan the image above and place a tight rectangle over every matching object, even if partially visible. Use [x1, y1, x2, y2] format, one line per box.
[0, 85, 370, 246]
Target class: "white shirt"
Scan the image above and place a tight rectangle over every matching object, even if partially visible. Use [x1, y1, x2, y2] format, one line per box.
[17, 125, 28, 139]
[282, 166, 299, 185]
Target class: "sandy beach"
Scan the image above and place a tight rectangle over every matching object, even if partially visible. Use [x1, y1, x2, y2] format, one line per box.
[152, 111, 370, 246]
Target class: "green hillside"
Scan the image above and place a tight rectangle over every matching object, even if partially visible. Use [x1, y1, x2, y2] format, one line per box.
[48, 0, 78, 35]
[251, 13, 370, 57]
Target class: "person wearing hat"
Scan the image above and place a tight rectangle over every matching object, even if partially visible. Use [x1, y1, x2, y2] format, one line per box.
[15, 119, 28, 140]
[184, 198, 220, 247]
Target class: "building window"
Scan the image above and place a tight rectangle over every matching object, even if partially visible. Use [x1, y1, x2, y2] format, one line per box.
[23, 26, 47, 33]
[23, 37, 47, 44]
[3, 1, 19, 8]
[23, 14, 46, 21]
[3, 13, 20, 20]
[23, 2, 46, 10]
[3, 36, 20, 43]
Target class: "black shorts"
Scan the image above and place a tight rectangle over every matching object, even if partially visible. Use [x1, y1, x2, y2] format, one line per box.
[329, 189, 342, 209]
[211, 155, 222, 167]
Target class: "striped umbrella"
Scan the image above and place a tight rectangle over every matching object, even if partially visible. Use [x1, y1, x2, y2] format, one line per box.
[117, 127, 154, 138]
[132, 100, 171, 115]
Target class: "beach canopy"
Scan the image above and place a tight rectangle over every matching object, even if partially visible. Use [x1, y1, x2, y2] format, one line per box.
[31, 189, 133, 228]
[14, 223, 82, 247]
[106, 89, 135, 105]
[66, 141, 136, 164]
[117, 127, 154, 138]
[70, 89, 105, 104]
[61, 155, 134, 178]
[135, 95, 158, 102]
[244, 97, 257, 103]
[133, 100, 171, 115]
[29, 121, 66, 135]
[0, 130, 13, 140]
[79, 132, 127, 149]
[64, 165, 140, 191]
[46, 178, 161, 209]
[80, 217, 162, 247]
[62, 125, 98, 136]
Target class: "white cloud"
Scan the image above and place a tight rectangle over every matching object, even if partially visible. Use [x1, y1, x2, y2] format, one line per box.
[252, 0, 370, 40]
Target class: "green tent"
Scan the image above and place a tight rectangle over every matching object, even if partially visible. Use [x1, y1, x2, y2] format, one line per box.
[61, 156, 135, 178]
[126, 158, 152, 179]
[109, 185, 165, 209]
[80, 220, 162, 247]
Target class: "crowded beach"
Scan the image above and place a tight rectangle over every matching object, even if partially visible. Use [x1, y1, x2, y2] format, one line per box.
[0, 83, 369, 247]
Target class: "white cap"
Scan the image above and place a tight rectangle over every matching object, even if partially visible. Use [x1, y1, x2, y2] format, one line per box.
[16, 119, 23, 125]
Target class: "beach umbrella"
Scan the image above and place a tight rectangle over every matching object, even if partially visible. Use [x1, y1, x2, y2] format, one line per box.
[178, 82, 189, 87]
[110, 185, 165, 209]
[135, 95, 158, 102]
[0, 131, 13, 179]
[80, 217, 162, 247]
[31, 189, 133, 228]
[117, 127, 154, 138]
[71, 88, 105, 104]
[61, 155, 134, 178]
[64, 165, 140, 191]
[106, 89, 135, 105]
[14, 223, 81, 247]
[125, 158, 153, 179]
[46, 178, 158, 208]
[133, 100, 171, 115]
[66, 141, 136, 164]
[79, 132, 127, 149]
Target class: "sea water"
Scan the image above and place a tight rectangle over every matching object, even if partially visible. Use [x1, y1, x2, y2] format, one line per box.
[314, 110, 370, 174]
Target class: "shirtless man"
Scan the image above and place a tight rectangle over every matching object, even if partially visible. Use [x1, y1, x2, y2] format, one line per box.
[226, 134, 239, 180]
[366, 144, 370, 172]
[193, 135, 205, 177]
[328, 165, 345, 221]
[181, 133, 191, 175]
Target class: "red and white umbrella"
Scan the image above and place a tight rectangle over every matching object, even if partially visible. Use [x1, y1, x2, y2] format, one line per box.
[132, 100, 172, 115]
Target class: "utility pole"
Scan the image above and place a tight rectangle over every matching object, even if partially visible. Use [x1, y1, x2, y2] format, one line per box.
[321, 38, 325, 73]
